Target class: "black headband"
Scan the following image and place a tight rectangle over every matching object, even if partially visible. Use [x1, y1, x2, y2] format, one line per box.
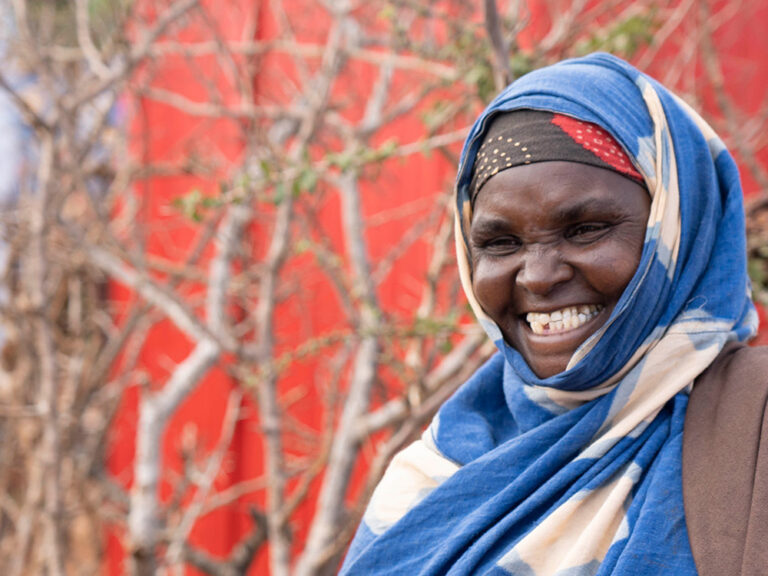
[469, 110, 644, 203]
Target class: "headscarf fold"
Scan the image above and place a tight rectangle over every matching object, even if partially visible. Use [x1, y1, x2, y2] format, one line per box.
[340, 53, 758, 576]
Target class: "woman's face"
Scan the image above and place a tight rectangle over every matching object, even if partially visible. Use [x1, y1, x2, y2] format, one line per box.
[470, 161, 650, 378]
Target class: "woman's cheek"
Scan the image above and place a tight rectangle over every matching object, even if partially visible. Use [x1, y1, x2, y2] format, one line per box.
[472, 257, 517, 313]
[576, 242, 641, 296]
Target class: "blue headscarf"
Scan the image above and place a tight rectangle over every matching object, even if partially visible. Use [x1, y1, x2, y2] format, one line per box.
[340, 53, 758, 575]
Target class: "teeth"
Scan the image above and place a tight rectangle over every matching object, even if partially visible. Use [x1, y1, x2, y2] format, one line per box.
[525, 305, 603, 335]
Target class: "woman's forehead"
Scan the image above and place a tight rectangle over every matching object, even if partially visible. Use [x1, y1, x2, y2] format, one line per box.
[471, 161, 650, 226]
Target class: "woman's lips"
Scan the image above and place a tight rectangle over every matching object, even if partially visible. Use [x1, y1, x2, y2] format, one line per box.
[525, 305, 604, 335]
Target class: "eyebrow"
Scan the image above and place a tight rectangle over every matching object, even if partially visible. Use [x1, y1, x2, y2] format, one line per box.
[469, 216, 513, 238]
[551, 197, 626, 222]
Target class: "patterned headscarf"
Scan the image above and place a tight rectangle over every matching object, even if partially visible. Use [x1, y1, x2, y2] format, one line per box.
[341, 53, 758, 575]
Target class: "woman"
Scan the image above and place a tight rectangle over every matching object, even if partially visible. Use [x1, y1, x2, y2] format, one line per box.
[340, 53, 768, 575]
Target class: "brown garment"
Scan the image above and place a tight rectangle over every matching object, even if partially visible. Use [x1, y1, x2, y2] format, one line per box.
[683, 342, 768, 576]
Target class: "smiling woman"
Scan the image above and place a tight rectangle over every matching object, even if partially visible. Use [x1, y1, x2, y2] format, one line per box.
[470, 159, 649, 378]
[340, 53, 768, 576]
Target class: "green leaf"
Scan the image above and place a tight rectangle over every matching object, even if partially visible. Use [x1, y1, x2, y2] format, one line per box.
[438, 339, 454, 354]
[294, 166, 318, 196]
[272, 182, 287, 205]
[575, 13, 658, 58]
[378, 5, 395, 21]
[172, 188, 204, 221]
[259, 159, 273, 181]
[749, 257, 767, 290]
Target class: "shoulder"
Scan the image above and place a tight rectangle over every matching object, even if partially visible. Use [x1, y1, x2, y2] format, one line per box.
[685, 341, 768, 456]
[695, 340, 768, 383]
[683, 341, 768, 576]
[685, 341, 768, 446]
[688, 341, 768, 421]
[698, 340, 768, 382]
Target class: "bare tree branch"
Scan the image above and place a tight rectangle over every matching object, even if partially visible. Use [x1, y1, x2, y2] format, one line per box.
[74, 0, 112, 79]
[484, 0, 511, 88]
[166, 388, 243, 571]
[128, 203, 250, 575]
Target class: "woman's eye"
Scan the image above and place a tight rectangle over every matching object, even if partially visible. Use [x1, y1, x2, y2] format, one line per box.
[568, 223, 609, 240]
[479, 236, 521, 253]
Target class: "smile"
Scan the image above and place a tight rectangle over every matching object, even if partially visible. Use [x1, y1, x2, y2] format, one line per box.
[525, 305, 604, 335]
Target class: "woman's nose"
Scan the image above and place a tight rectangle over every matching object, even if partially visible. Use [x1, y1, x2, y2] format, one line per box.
[515, 245, 573, 294]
